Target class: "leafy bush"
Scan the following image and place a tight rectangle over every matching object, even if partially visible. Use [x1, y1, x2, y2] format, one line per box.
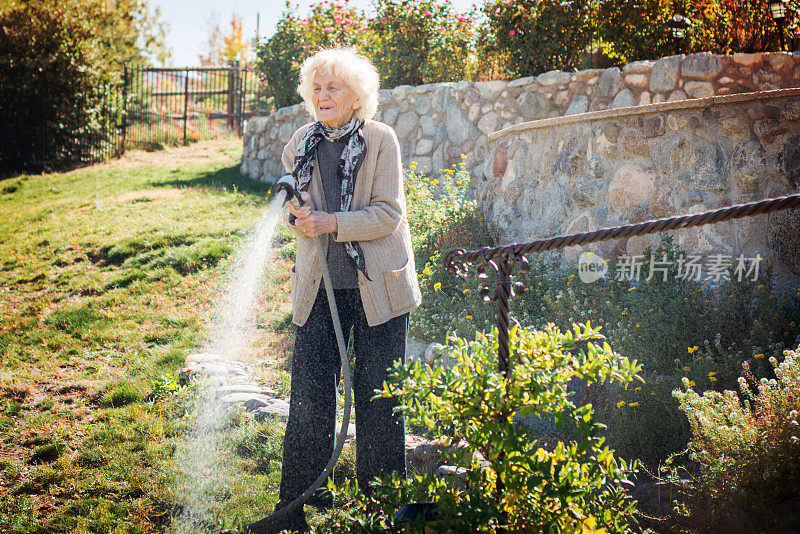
[255, 0, 477, 109]
[254, 0, 372, 109]
[596, 0, 673, 65]
[405, 160, 501, 341]
[326, 323, 641, 532]
[480, 0, 595, 78]
[0, 0, 169, 175]
[369, 0, 477, 87]
[669, 346, 800, 532]
[403, 161, 800, 471]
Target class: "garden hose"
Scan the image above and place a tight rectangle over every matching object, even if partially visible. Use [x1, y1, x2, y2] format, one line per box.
[245, 186, 353, 534]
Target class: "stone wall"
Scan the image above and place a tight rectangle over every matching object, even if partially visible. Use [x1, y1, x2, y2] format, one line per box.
[481, 88, 800, 279]
[241, 51, 800, 183]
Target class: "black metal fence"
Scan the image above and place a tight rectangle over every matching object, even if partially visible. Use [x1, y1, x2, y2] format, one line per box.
[0, 64, 264, 177]
[123, 65, 260, 149]
[0, 70, 126, 176]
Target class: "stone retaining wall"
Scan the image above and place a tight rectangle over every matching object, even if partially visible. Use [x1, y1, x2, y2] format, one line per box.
[241, 51, 800, 183]
[481, 88, 800, 279]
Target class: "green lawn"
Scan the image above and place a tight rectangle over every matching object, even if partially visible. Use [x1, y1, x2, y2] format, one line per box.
[0, 141, 307, 533]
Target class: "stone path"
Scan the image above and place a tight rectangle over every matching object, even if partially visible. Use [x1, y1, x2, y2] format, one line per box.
[179, 338, 444, 464]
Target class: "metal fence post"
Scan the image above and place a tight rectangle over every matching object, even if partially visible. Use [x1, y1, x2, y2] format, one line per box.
[182, 68, 189, 146]
[121, 64, 127, 155]
[227, 62, 235, 130]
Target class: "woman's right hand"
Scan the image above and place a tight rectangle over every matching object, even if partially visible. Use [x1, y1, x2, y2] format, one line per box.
[286, 191, 313, 220]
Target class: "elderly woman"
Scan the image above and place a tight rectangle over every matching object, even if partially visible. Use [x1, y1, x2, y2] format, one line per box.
[275, 47, 421, 529]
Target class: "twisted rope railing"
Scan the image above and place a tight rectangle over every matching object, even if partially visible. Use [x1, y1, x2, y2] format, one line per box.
[444, 192, 800, 378]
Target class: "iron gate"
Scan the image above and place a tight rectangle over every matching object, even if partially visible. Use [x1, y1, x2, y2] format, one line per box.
[123, 64, 260, 149]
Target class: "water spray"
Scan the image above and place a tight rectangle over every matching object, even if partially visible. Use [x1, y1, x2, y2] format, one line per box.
[245, 176, 354, 533]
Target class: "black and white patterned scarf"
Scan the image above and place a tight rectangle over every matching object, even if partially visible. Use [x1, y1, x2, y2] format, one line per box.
[292, 117, 370, 280]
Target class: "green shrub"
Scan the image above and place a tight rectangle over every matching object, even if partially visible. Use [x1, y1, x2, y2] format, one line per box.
[480, 0, 595, 78]
[669, 346, 800, 532]
[327, 323, 641, 532]
[254, 0, 372, 109]
[369, 0, 477, 87]
[0, 0, 169, 175]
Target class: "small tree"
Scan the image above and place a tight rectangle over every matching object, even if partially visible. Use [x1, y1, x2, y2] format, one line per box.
[481, 0, 595, 78]
[199, 12, 250, 67]
[254, 1, 372, 109]
[368, 0, 477, 87]
[597, 0, 673, 65]
[325, 323, 642, 532]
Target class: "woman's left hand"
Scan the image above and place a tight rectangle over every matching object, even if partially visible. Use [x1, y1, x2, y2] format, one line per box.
[294, 211, 338, 238]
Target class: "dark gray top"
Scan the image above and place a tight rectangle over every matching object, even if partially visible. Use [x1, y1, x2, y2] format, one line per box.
[318, 139, 359, 289]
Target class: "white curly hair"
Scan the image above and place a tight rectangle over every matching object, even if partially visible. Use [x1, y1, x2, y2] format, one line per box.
[296, 47, 380, 121]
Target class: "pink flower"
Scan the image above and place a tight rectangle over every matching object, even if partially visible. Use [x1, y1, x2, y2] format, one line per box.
[324, 26, 334, 32]
[344, 18, 352, 24]
[509, 29, 515, 36]
[380, 16, 387, 22]
[437, 26, 445, 32]
[303, 44, 310, 49]
[334, 15, 342, 21]
[423, 10, 432, 17]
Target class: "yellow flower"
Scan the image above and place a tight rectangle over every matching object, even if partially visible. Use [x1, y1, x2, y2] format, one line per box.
[434, 282, 442, 291]
[635, 387, 641, 391]
[651, 391, 656, 395]
[616, 401, 625, 408]
[674, 358, 681, 363]
[636, 323, 640, 327]
[688, 346, 698, 354]
[754, 353, 765, 359]
[423, 267, 431, 276]
[462, 288, 469, 294]
[708, 371, 717, 377]
[628, 286, 635, 291]
[466, 315, 473, 320]
[456, 180, 462, 185]
[709, 376, 717, 382]
[629, 402, 639, 407]
[688, 380, 696, 387]
[621, 310, 627, 315]
[683, 366, 690, 372]
[431, 179, 439, 185]
[460, 154, 467, 159]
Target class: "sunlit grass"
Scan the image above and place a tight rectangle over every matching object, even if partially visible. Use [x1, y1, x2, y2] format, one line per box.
[0, 141, 301, 533]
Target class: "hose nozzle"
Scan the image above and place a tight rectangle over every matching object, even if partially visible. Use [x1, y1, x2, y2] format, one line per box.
[275, 175, 304, 209]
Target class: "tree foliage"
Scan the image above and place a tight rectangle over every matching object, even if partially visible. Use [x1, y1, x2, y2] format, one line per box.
[254, 1, 372, 109]
[369, 0, 477, 87]
[325, 323, 642, 532]
[199, 12, 251, 67]
[0, 0, 170, 174]
[480, 0, 595, 78]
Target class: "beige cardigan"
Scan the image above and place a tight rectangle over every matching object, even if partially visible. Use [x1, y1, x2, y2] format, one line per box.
[281, 119, 422, 327]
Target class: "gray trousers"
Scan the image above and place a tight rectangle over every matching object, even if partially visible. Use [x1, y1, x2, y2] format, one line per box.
[279, 287, 408, 503]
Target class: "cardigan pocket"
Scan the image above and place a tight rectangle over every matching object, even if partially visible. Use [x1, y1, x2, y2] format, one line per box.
[383, 258, 416, 312]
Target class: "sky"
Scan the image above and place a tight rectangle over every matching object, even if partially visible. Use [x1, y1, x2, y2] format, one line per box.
[152, 0, 477, 67]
